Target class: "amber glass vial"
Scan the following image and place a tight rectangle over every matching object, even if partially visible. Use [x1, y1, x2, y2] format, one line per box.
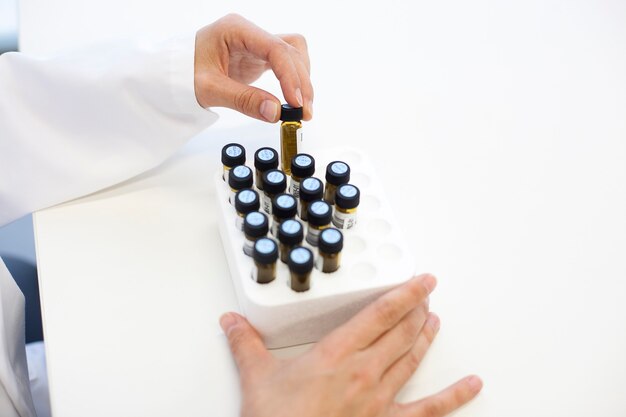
[252, 237, 279, 284]
[289, 153, 315, 198]
[254, 147, 278, 190]
[316, 228, 344, 273]
[280, 104, 303, 175]
[324, 161, 351, 204]
[234, 189, 260, 231]
[221, 143, 246, 181]
[332, 184, 360, 229]
[261, 169, 287, 214]
[228, 165, 253, 205]
[298, 177, 324, 221]
[306, 200, 332, 246]
[271, 193, 297, 236]
[288, 246, 314, 292]
[243, 211, 269, 257]
[277, 219, 304, 263]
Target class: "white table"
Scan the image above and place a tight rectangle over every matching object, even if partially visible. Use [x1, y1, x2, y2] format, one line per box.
[27, 1, 626, 416]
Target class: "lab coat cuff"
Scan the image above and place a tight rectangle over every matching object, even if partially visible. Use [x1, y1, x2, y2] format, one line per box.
[165, 35, 219, 121]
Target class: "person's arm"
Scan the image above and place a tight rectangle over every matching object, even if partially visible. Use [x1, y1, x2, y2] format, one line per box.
[0, 14, 313, 227]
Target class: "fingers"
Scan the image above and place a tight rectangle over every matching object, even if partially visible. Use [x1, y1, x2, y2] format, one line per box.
[279, 34, 313, 120]
[219, 312, 273, 381]
[364, 304, 429, 377]
[205, 74, 282, 122]
[219, 15, 305, 111]
[381, 313, 440, 394]
[319, 274, 437, 359]
[396, 375, 483, 417]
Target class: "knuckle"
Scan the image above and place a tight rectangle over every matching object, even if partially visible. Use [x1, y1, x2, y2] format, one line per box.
[423, 398, 445, 417]
[222, 13, 244, 23]
[400, 315, 418, 342]
[233, 88, 257, 114]
[375, 298, 399, 327]
[350, 366, 376, 389]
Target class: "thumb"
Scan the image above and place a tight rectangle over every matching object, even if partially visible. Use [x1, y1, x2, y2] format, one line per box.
[220, 312, 272, 378]
[211, 75, 281, 123]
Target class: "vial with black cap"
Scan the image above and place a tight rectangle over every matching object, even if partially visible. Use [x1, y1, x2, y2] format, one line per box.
[298, 177, 324, 221]
[332, 184, 360, 229]
[221, 143, 246, 181]
[271, 193, 297, 236]
[243, 211, 269, 257]
[324, 161, 351, 204]
[289, 153, 315, 198]
[261, 169, 287, 214]
[234, 189, 260, 231]
[277, 219, 304, 263]
[252, 237, 279, 284]
[288, 246, 314, 292]
[228, 165, 253, 205]
[254, 147, 279, 190]
[280, 104, 303, 175]
[306, 200, 332, 246]
[316, 228, 343, 273]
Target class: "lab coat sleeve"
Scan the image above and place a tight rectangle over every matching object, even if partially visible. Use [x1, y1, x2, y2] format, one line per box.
[0, 36, 218, 417]
[0, 35, 218, 227]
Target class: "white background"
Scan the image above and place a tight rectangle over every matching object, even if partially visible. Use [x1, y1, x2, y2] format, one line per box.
[23, 1, 626, 416]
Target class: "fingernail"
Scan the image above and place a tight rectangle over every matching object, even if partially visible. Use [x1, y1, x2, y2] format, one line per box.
[295, 88, 304, 107]
[467, 375, 483, 392]
[260, 100, 278, 122]
[219, 313, 239, 333]
[308, 100, 314, 117]
[422, 274, 437, 293]
[427, 313, 440, 331]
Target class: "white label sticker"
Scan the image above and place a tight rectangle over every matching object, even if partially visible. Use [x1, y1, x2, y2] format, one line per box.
[332, 210, 357, 229]
[297, 128, 303, 145]
[262, 194, 272, 214]
[290, 179, 301, 198]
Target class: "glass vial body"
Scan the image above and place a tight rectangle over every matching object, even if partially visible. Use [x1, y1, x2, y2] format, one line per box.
[332, 184, 360, 229]
[228, 165, 253, 205]
[324, 161, 351, 204]
[279, 104, 303, 175]
[289, 153, 315, 198]
[277, 219, 304, 263]
[261, 169, 287, 214]
[316, 228, 344, 273]
[221, 143, 246, 181]
[271, 193, 297, 236]
[288, 246, 314, 292]
[298, 177, 324, 221]
[234, 189, 260, 231]
[252, 237, 279, 284]
[243, 211, 269, 257]
[306, 200, 332, 246]
[254, 147, 278, 190]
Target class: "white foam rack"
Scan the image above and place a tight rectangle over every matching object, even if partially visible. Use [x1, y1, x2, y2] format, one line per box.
[215, 147, 416, 348]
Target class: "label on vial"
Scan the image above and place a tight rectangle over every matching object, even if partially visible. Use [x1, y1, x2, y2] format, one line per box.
[243, 238, 255, 256]
[251, 265, 259, 282]
[262, 194, 272, 214]
[306, 227, 322, 246]
[290, 179, 301, 198]
[235, 215, 244, 231]
[332, 210, 357, 229]
[315, 255, 324, 271]
[297, 128, 303, 145]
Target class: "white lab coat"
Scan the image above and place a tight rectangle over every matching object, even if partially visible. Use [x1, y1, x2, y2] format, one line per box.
[0, 35, 218, 416]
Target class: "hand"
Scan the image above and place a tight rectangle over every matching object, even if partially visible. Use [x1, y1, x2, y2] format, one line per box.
[219, 274, 483, 417]
[194, 14, 313, 122]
